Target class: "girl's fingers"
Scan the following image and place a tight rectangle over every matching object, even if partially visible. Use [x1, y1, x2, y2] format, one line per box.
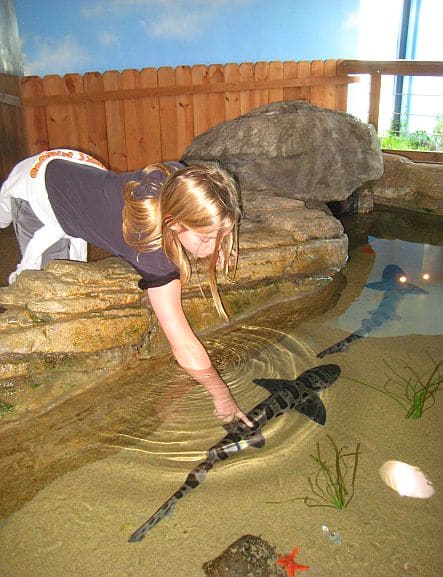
[215, 409, 253, 428]
[236, 411, 254, 428]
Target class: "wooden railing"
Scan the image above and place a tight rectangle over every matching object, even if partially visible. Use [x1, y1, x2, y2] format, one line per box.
[1, 59, 442, 181]
[338, 60, 443, 162]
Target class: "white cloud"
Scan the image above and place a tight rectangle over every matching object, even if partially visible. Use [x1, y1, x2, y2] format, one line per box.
[23, 35, 91, 76]
[81, 0, 244, 17]
[141, 10, 212, 40]
[98, 31, 120, 46]
[81, 0, 251, 40]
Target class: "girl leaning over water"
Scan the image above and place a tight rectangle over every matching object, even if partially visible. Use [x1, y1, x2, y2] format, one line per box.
[0, 149, 252, 427]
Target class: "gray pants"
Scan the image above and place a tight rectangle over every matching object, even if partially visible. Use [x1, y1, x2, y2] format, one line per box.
[11, 198, 70, 267]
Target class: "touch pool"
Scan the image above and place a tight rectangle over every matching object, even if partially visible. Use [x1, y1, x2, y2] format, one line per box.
[0, 208, 442, 577]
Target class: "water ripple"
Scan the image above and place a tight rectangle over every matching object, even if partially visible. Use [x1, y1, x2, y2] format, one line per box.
[108, 325, 322, 472]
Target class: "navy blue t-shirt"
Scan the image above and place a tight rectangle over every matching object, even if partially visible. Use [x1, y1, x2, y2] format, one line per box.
[45, 159, 181, 288]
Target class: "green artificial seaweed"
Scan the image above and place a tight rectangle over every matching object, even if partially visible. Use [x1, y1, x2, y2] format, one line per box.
[302, 435, 361, 509]
[346, 356, 442, 420]
[267, 435, 361, 510]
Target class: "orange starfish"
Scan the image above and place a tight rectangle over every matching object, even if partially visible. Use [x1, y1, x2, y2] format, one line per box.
[277, 546, 310, 577]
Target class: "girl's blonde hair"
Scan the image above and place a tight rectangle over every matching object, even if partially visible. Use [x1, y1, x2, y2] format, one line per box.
[122, 163, 242, 318]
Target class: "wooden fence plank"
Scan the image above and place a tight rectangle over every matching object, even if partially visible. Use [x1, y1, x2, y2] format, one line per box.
[140, 67, 161, 165]
[192, 65, 210, 136]
[269, 61, 284, 103]
[83, 72, 109, 166]
[103, 70, 127, 171]
[64, 73, 89, 152]
[296, 60, 311, 102]
[240, 62, 254, 114]
[283, 61, 299, 101]
[176, 66, 194, 156]
[158, 67, 178, 161]
[323, 60, 338, 110]
[21, 76, 49, 155]
[254, 61, 270, 108]
[122, 69, 146, 170]
[224, 63, 241, 120]
[208, 64, 226, 128]
[310, 60, 325, 106]
[44, 75, 76, 148]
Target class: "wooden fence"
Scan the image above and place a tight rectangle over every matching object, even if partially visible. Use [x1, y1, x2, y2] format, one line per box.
[2, 59, 442, 182]
[1, 59, 354, 179]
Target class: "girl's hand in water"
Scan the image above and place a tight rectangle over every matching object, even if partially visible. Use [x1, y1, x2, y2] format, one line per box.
[213, 398, 253, 428]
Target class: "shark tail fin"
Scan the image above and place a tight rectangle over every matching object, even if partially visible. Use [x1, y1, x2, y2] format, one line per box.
[128, 501, 176, 543]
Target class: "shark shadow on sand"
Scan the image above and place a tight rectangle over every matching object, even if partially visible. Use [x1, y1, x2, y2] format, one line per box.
[317, 264, 429, 359]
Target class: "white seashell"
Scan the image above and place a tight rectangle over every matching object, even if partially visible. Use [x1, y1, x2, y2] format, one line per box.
[379, 460, 435, 499]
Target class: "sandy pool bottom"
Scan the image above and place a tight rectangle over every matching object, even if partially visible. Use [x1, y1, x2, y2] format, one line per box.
[0, 328, 442, 577]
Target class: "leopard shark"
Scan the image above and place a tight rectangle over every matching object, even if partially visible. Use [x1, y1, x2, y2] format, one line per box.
[317, 264, 429, 359]
[128, 364, 340, 542]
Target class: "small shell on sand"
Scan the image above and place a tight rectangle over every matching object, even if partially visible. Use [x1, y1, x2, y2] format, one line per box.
[379, 460, 435, 499]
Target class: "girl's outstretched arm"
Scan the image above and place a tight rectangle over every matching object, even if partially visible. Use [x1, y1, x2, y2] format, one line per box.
[146, 280, 253, 427]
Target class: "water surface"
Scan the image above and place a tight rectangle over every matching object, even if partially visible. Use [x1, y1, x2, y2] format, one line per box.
[0, 209, 442, 577]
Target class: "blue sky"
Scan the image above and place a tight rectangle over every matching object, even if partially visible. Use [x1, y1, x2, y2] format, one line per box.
[12, 0, 442, 136]
[13, 0, 443, 78]
[16, 0, 362, 76]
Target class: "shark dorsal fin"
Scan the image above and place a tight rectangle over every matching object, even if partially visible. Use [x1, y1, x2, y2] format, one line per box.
[253, 365, 340, 394]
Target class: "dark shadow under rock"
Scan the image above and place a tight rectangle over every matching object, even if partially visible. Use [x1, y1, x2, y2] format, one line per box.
[202, 534, 286, 577]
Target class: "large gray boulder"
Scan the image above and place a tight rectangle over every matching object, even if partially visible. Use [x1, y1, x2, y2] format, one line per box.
[181, 100, 384, 203]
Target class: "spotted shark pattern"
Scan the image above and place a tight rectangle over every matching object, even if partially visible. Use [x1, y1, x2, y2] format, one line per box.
[317, 264, 429, 359]
[128, 364, 340, 542]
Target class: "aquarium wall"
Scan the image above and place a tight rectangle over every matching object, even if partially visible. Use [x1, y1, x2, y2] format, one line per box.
[0, 0, 23, 75]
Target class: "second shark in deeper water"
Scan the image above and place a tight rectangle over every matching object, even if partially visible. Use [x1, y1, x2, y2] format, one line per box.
[317, 264, 429, 359]
[128, 364, 340, 542]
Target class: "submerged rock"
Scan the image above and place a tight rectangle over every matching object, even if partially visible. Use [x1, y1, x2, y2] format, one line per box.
[202, 534, 286, 577]
[182, 100, 384, 204]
